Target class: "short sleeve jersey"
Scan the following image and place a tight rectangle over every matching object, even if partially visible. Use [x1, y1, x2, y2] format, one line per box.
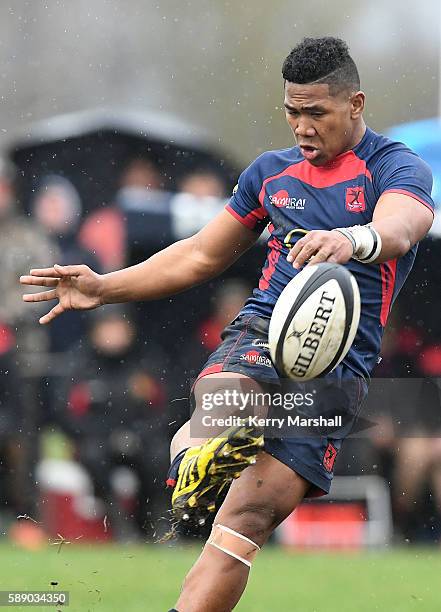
[226, 127, 434, 379]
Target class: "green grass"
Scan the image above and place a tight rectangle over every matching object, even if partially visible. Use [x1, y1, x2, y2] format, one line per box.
[0, 542, 440, 611]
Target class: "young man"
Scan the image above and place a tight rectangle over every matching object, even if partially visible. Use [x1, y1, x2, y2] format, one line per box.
[22, 37, 433, 611]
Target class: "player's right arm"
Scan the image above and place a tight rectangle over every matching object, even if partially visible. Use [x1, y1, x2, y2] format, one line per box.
[20, 209, 259, 324]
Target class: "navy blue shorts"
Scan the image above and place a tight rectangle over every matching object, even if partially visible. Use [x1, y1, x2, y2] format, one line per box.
[196, 313, 367, 497]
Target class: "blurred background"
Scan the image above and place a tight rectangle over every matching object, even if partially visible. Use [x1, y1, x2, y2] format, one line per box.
[1, 1, 441, 609]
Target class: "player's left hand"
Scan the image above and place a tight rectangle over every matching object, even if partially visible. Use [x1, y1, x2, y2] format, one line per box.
[286, 230, 353, 269]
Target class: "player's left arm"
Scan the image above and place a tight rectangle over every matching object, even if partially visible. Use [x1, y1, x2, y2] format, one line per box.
[287, 193, 433, 268]
[368, 192, 433, 262]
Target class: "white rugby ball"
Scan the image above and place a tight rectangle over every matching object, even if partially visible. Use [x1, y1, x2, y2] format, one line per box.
[269, 263, 360, 380]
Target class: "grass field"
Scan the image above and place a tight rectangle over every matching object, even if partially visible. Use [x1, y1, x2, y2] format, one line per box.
[0, 542, 440, 611]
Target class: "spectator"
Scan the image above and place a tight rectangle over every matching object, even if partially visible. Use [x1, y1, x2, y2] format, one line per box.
[386, 373, 441, 542]
[0, 323, 23, 516]
[32, 175, 101, 352]
[0, 160, 59, 544]
[79, 158, 165, 270]
[0, 319, 48, 549]
[0, 159, 58, 349]
[54, 305, 169, 540]
[119, 158, 164, 191]
[178, 168, 227, 199]
[170, 168, 228, 240]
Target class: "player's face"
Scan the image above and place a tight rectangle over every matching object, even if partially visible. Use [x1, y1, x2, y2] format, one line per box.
[284, 82, 365, 166]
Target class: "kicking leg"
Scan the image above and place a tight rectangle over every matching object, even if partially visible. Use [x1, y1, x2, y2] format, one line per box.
[174, 451, 310, 612]
[170, 420, 206, 463]
[170, 372, 255, 461]
[168, 373, 268, 525]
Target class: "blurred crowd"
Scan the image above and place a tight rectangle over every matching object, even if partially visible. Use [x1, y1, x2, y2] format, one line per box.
[1, 152, 441, 547]
[0, 154, 252, 544]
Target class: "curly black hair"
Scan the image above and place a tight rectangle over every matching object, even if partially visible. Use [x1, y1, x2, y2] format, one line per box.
[282, 37, 360, 93]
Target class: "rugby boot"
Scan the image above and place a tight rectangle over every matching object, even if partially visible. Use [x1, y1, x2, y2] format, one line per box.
[171, 425, 264, 527]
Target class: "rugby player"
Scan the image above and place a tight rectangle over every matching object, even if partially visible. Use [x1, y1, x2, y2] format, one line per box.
[21, 37, 434, 611]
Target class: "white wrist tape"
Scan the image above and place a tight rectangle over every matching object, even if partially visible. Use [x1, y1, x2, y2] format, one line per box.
[333, 224, 382, 264]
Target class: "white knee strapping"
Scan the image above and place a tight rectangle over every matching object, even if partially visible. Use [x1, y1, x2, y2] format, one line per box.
[207, 524, 260, 567]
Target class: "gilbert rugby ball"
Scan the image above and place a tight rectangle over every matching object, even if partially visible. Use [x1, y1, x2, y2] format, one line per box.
[269, 263, 360, 380]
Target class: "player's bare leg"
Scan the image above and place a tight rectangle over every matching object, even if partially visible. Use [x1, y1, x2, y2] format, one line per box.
[170, 420, 206, 462]
[170, 372, 262, 461]
[174, 451, 310, 612]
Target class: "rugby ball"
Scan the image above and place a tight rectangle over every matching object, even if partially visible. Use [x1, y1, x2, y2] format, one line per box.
[269, 263, 360, 380]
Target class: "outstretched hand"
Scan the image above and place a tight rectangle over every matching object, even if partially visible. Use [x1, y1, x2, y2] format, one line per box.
[20, 264, 104, 324]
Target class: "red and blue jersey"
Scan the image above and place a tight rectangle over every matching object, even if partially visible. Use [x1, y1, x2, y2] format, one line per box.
[225, 127, 434, 378]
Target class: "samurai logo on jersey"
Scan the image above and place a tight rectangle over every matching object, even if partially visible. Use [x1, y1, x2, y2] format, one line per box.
[240, 350, 272, 367]
[269, 189, 305, 210]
